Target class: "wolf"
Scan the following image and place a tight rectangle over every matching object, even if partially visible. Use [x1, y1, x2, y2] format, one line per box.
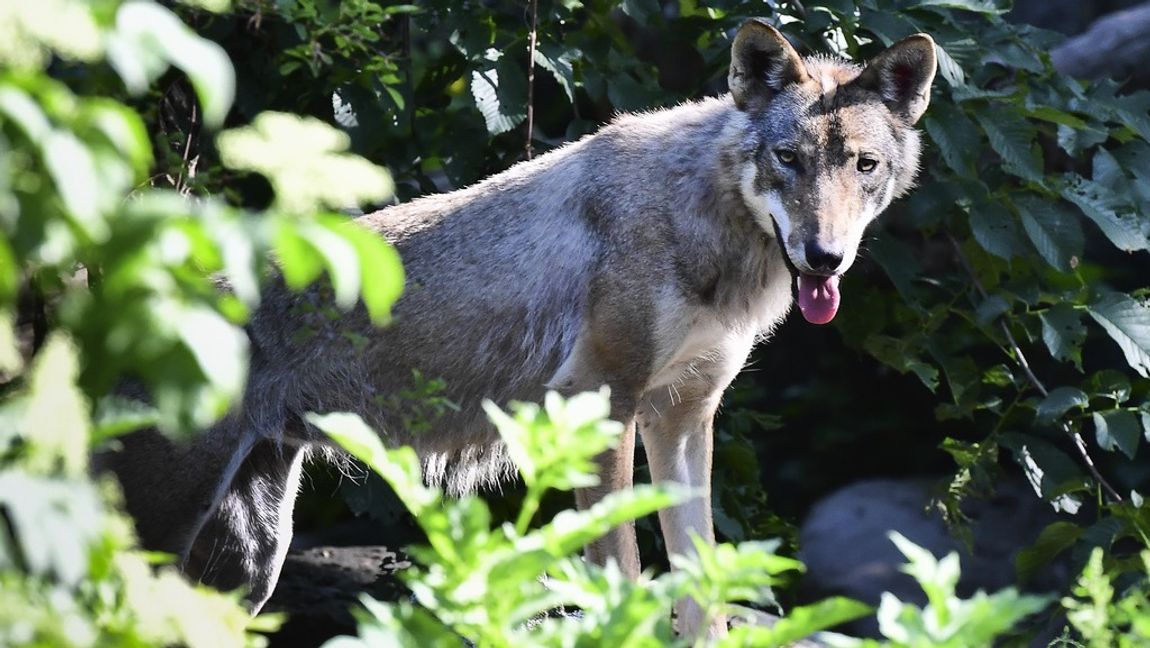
[99, 19, 935, 639]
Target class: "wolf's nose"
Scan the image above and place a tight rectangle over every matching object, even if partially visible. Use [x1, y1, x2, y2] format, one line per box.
[804, 242, 843, 274]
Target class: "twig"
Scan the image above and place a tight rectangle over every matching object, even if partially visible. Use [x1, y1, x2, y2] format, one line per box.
[175, 101, 198, 196]
[525, 0, 538, 160]
[945, 231, 1122, 504]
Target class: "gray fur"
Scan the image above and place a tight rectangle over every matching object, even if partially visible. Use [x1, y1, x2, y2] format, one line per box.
[100, 21, 935, 640]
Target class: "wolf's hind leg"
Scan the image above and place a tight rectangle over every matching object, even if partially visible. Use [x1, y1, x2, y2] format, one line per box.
[574, 417, 640, 578]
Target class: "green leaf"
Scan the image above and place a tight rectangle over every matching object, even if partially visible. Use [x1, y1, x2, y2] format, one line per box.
[172, 303, 248, 412]
[906, 0, 1010, 14]
[621, 0, 661, 21]
[1057, 123, 1109, 157]
[1016, 521, 1082, 584]
[969, 201, 1025, 261]
[0, 472, 103, 585]
[20, 335, 89, 476]
[924, 103, 979, 173]
[1014, 195, 1084, 271]
[536, 484, 689, 558]
[308, 411, 440, 515]
[1093, 409, 1141, 459]
[1035, 386, 1089, 422]
[1060, 174, 1149, 253]
[890, 531, 958, 626]
[217, 112, 393, 214]
[109, 1, 235, 128]
[0, 85, 52, 142]
[93, 396, 161, 443]
[43, 130, 107, 242]
[85, 99, 152, 177]
[1088, 293, 1150, 378]
[723, 597, 872, 648]
[974, 109, 1043, 183]
[470, 51, 527, 135]
[0, 310, 20, 376]
[0, 237, 17, 305]
[273, 221, 325, 290]
[331, 218, 405, 326]
[534, 42, 576, 104]
[1000, 433, 1087, 514]
[933, 41, 966, 87]
[1039, 303, 1086, 368]
[1091, 81, 1150, 143]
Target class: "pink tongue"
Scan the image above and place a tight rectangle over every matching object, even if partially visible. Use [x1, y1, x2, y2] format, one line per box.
[797, 274, 841, 325]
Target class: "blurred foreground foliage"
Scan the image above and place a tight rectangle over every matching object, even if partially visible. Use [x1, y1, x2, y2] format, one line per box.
[4, 0, 1150, 645]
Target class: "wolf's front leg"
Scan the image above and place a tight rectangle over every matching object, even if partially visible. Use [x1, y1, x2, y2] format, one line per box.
[638, 399, 727, 640]
[574, 418, 641, 578]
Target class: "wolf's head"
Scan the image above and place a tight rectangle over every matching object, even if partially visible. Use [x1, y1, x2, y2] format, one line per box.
[728, 20, 936, 324]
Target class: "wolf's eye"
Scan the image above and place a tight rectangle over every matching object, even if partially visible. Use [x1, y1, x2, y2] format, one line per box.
[776, 149, 797, 165]
[857, 156, 879, 173]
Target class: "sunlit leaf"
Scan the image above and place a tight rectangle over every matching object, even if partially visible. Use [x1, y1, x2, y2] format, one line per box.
[217, 112, 393, 213]
[330, 217, 404, 325]
[470, 51, 527, 135]
[1060, 174, 1149, 253]
[1088, 293, 1150, 378]
[109, 1, 235, 128]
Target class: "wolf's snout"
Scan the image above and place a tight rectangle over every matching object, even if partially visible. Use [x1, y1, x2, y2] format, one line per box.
[802, 241, 844, 274]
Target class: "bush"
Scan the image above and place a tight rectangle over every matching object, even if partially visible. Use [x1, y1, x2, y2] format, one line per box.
[4, 0, 1150, 645]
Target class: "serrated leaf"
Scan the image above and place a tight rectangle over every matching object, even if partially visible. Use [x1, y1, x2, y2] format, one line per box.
[907, 0, 1010, 14]
[1091, 81, 1150, 142]
[1016, 521, 1082, 584]
[1035, 386, 1089, 422]
[1060, 174, 1149, 253]
[621, 0, 660, 21]
[969, 201, 1025, 260]
[924, 103, 980, 174]
[1039, 303, 1086, 367]
[470, 51, 527, 135]
[1057, 122, 1110, 157]
[933, 41, 965, 87]
[1092, 148, 1125, 188]
[975, 294, 1010, 325]
[1000, 433, 1087, 514]
[1092, 409, 1140, 459]
[1014, 195, 1084, 271]
[534, 42, 576, 104]
[974, 110, 1043, 183]
[1088, 293, 1150, 378]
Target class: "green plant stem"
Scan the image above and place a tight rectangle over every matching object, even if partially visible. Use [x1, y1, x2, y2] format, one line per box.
[516, 489, 542, 535]
[525, 0, 538, 160]
[945, 231, 1123, 504]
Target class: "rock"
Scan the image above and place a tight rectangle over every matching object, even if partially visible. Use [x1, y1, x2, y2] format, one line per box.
[798, 478, 1069, 637]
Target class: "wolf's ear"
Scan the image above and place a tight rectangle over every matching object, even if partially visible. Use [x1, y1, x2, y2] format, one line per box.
[853, 34, 937, 124]
[728, 19, 808, 110]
